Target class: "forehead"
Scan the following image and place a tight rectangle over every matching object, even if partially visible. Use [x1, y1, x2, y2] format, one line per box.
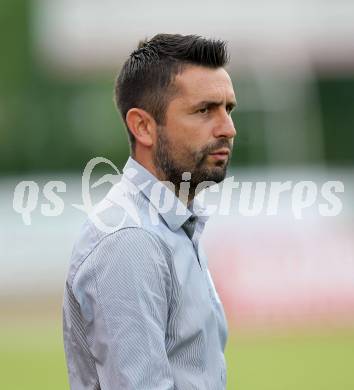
[173, 65, 236, 104]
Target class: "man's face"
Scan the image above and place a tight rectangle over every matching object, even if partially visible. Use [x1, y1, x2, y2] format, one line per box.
[153, 65, 237, 189]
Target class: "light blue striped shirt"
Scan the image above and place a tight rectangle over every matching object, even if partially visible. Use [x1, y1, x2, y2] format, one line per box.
[63, 156, 228, 389]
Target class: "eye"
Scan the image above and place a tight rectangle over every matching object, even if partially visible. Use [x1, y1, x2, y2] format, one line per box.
[226, 105, 234, 115]
[198, 107, 209, 114]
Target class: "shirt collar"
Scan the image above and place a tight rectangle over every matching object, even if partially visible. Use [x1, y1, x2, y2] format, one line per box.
[121, 156, 210, 231]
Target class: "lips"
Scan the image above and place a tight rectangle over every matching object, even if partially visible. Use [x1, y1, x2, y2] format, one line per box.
[208, 148, 230, 161]
[209, 148, 230, 156]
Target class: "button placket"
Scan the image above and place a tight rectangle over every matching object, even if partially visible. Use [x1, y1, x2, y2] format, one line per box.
[182, 216, 202, 270]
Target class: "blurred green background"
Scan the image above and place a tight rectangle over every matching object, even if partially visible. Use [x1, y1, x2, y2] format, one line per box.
[1, 1, 354, 389]
[2, 322, 354, 389]
[1, 1, 354, 174]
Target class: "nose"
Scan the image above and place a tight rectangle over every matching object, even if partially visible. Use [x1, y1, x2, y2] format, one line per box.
[213, 111, 236, 139]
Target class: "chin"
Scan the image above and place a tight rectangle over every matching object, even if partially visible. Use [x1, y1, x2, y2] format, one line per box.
[204, 168, 227, 183]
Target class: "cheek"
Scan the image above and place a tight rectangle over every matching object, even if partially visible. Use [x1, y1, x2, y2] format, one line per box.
[177, 118, 212, 148]
[165, 114, 212, 159]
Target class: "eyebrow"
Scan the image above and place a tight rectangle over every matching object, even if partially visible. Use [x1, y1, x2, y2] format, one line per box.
[191, 99, 237, 111]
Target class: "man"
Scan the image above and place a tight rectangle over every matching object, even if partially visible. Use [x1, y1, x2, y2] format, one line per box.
[63, 33, 237, 389]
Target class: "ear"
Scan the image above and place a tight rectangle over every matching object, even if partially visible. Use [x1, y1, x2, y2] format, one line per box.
[126, 108, 156, 148]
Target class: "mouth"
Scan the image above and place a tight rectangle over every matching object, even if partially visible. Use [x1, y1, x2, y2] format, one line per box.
[208, 148, 230, 160]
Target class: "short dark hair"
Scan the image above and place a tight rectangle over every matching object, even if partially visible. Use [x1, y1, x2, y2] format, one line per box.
[114, 33, 229, 152]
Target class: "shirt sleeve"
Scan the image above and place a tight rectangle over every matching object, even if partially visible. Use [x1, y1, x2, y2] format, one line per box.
[72, 227, 174, 389]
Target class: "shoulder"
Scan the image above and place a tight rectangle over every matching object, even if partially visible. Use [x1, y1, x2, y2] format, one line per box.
[67, 219, 171, 288]
[69, 226, 173, 310]
[66, 179, 173, 286]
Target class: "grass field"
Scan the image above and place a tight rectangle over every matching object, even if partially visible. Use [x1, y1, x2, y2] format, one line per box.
[1, 323, 354, 389]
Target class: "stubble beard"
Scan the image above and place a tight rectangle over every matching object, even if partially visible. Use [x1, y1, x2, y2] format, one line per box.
[153, 126, 232, 197]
